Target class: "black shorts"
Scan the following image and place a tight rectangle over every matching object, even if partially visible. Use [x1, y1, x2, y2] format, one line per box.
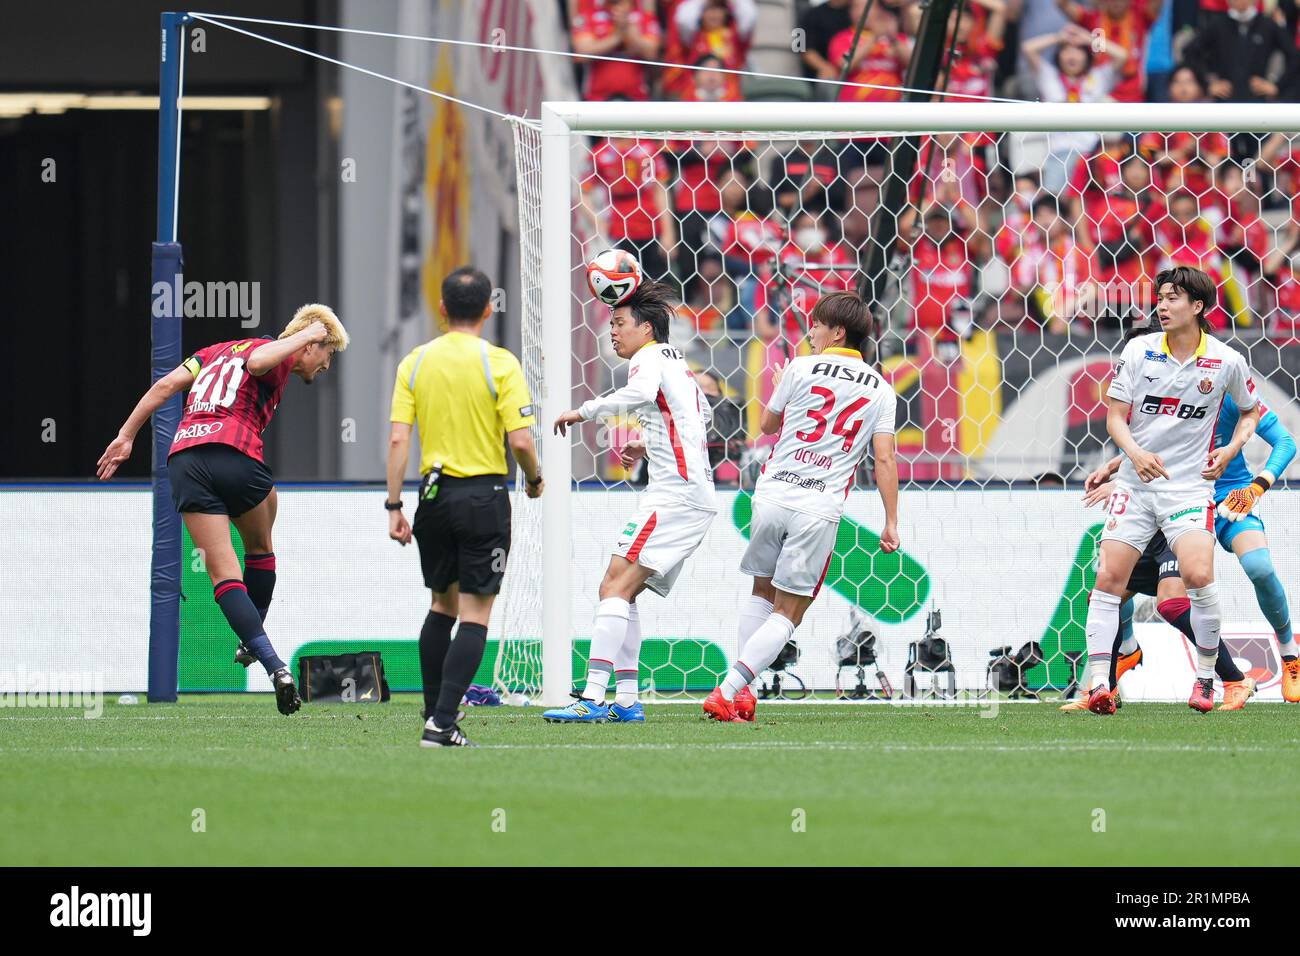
[413, 475, 511, 595]
[1126, 531, 1179, 597]
[168, 444, 274, 517]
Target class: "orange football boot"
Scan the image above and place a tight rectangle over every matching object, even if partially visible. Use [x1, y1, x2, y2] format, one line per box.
[1188, 677, 1215, 713]
[703, 687, 745, 722]
[1217, 677, 1257, 711]
[1115, 647, 1143, 684]
[1281, 657, 1300, 703]
[734, 685, 757, 722]
[1086, 685, 1117, 715]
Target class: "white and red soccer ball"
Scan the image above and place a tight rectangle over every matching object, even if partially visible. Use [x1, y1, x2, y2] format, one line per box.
[586, 249, 643, 306]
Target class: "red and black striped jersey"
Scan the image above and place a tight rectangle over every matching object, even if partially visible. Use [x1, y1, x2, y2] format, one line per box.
[169, 338, 293, 464]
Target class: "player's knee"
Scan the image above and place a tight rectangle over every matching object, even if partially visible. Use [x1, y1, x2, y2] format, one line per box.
[1180, 565, 1213, 590]
[1238, 547, 1275, 584]
[752, 578, 776, 603]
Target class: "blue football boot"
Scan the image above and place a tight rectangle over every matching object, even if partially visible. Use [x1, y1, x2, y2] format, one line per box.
[607, 701, 646, 722]
[542, 696, 610, 723]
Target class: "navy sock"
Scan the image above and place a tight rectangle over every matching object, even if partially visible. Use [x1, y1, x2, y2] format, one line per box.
[419, 611, 456, 719]
[244, 553, 276, 622]
[1160, 598, 1243, 683]
[1216, 641, 1245, 683]
[433, 622, 488, 728]
[214, 579, 285, 676]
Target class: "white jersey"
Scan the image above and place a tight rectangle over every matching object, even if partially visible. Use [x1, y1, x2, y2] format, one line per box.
[756, 348, 897, 521]
[579, 341, 716, 511]
[1107, 331, 1257, 494]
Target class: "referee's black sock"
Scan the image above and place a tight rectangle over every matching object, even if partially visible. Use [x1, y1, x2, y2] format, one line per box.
[244, 553, 276, 622]
[419, 611, 456, 720]
[214, 579, 285, 675]
[433, 622, 488, 728]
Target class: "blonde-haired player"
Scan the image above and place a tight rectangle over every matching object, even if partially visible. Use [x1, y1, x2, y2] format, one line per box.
[707, 291, 899, 722]
[97, 304, 349, 715]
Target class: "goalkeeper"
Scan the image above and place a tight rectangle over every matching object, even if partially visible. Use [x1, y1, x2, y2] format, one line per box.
[1087, 391, 1298, 702]
[1213, 390, 1299, 702]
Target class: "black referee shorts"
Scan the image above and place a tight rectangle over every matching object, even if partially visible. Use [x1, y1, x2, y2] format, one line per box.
[168, 444, 274, 518]
[413, 475, 512, 595]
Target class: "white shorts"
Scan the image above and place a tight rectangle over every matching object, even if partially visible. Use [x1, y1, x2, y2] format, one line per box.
[738, 498, 839, 597]
[614, 496, 715, 597]
[1100, 484, 1216, 551]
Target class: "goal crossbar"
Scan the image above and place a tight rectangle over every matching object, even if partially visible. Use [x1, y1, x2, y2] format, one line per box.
[543, 101, 1300, 135]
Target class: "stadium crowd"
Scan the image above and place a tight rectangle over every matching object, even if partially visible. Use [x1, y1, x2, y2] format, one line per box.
[565, 0, 1300, 483]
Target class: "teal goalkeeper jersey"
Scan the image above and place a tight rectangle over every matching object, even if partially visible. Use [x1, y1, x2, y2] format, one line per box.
[1213, 393, 1296, 500]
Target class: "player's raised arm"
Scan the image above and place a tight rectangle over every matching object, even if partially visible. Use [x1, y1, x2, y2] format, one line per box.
[1222, 411, 1296, 521]
[246, 319, 328, 375]
[96, 362, 197, 480]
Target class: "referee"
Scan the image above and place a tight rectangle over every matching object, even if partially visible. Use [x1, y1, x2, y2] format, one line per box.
[387, 266, 542, 748]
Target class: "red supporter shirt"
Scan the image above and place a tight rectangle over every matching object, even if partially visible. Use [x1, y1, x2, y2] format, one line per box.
[585, 139, 668, 242]
[1067, 149, 1126, 200]
[170, 338, 293, 464]
[829, 29, 909, 102]
[1075, 6, 1156, 103]
[1273, 271, 1300, 342]
[671, 143, 733, 215]
[947, 34, 1001, 102]
[910, 233, 973, 337]
[713, 212, 785, 268]
[757, 241, 857, 334]
[1139, 132, 1229, 195]
[572, 0, 661, 101]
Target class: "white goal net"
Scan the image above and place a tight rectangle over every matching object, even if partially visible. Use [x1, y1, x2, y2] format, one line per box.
[498, 101, 1300, 706]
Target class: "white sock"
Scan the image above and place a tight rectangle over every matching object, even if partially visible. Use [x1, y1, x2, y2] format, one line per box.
[582, 597, 629, 701]
[614, 603, 643, 707]
[736, 595, 775, 658]
[721, 613, 795, 701]
[736, 594, 774, 691]
[1278, 634, 1298, 660]
[1085, 590, 1122, 689]
[1187, 584, 1222, 680]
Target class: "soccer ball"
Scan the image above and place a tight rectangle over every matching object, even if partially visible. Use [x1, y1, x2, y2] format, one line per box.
[586, 249, 643, 306]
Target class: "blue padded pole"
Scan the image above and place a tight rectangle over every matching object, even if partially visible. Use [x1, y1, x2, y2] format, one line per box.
[148, 12, 188, 703]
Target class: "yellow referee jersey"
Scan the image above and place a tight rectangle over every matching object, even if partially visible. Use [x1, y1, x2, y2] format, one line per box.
[390, 331, 536, 477]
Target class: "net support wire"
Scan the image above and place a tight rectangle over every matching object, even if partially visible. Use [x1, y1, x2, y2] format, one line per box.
[186, 10, 1028, 113]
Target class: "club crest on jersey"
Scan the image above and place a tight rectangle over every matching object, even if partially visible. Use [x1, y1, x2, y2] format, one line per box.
[1198, 378, 1213, 394]
[1143, 351, 1168, 363]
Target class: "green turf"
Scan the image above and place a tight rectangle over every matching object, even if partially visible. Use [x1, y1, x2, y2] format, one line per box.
[2, 695, 1297, 865]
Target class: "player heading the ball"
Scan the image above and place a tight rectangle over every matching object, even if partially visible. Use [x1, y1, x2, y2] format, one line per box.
[706, 291, 899, 723]
[544, 279, 716, 723]
[1084, 266, 1261, 715]
[97, 304, 350, 715]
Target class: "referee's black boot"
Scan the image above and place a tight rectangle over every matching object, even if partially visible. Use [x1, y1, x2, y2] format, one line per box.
[420, 718, 474, 748]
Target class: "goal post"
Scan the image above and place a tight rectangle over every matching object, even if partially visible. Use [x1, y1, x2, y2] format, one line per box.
[506, 100, 1300, 706]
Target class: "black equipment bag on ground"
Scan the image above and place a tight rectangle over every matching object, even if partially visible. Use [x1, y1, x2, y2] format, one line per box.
[298, 652, 391, 703]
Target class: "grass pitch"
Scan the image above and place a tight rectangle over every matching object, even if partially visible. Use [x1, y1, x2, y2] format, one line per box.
[2, 695, 1297, 866]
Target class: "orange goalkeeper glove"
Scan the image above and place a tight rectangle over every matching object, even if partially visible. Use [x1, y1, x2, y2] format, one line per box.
[1221, 475, 1272, 523]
